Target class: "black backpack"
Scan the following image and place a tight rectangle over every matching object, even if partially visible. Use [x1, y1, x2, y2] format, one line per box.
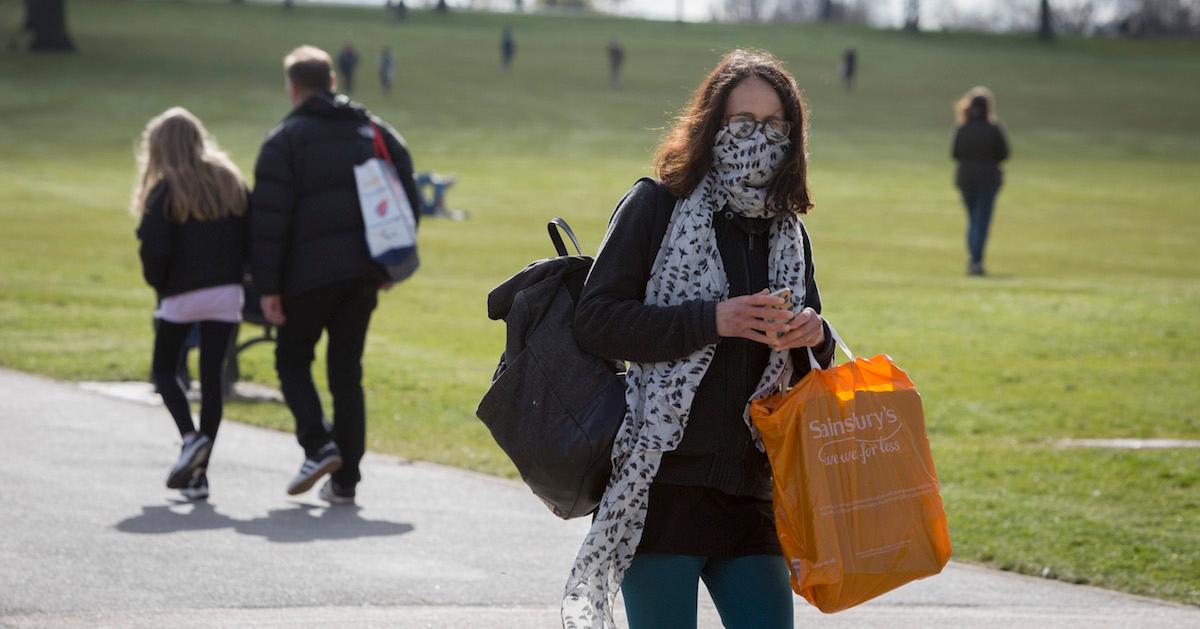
[476, 219, 626, 519]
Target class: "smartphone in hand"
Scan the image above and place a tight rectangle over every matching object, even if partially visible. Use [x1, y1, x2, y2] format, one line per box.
[767, 287, 794, 337]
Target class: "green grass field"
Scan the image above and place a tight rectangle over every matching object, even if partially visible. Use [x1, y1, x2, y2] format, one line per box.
[1, 0, 1198, 605]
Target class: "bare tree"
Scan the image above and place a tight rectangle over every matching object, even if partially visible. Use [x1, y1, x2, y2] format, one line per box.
[1053, 1, 1096, 34]
[773, 0, 818, 21]
[723, 0, 762, 22]
[23, 0, 74, 52]
[819, 0, 835, 21]
[1038, 0, 1054, 40]
[1120, 0, 1200, 36]
[904, 0, 920, 31]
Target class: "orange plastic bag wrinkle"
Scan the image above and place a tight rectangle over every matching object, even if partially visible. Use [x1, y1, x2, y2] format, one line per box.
[750, 354, 952, 613]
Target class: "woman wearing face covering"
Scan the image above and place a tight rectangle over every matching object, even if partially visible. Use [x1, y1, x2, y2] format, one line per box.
[564, 50, 837, 629]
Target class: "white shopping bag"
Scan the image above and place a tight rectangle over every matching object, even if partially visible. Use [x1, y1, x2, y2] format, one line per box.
[353, 123, 419, 283]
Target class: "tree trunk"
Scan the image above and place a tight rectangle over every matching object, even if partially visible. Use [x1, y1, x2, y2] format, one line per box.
[819, 0, 834, 21]
[23, 0, 75, 52]
[904, 0, 920, 32]
[1038, 0, 1054, 41]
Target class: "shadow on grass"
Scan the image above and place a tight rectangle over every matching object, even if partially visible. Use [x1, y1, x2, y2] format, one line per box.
[114, 501, 413, 543]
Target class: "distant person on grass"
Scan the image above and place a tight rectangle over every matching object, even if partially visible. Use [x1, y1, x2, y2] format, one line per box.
[379, 46, 395, 96]
[952, 86, 1009, 276]
[500, 26, 515, 71]
[840, 47, 857, 90]
[250, 45, 421, 505]
[337, 42, 360, 94]
[608, 39, 624, 89]
[564, 49, 836, 628]
[134, 107, 249, 502]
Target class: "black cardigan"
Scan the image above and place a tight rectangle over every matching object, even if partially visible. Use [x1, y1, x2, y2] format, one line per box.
[952, 119, 1010, 189]
[575, 179, 836, 496]
[136, 181, 248, 300]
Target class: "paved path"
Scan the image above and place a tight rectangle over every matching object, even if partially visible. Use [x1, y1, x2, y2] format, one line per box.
[1, 368, 1196, 628]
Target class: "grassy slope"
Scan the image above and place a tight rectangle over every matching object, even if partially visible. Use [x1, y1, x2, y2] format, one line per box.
[0, 0, 1197, 604]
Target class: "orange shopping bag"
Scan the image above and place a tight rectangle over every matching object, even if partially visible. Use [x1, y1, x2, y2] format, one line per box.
[749, 327, 951, 613]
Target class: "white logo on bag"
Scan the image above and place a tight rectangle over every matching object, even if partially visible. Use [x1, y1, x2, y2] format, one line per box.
[809, 406, 903, 466]
[808, 406, 898, 439]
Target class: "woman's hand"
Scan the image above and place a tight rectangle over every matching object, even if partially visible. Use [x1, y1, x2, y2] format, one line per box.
[716, 290, 793, 347]
[773, 307, 825, 351]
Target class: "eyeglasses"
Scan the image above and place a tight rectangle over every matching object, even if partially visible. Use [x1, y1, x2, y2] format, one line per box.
[724, 113, 792, 144]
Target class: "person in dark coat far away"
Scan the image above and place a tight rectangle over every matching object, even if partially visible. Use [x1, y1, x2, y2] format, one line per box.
[840, 48, 857, 90]
[337, 42, 359, 94]
[952, 86, 1010, 276]
[379, 46, 395, 95]
[500, 26, 515, 71]
[608, 39, 625, 89]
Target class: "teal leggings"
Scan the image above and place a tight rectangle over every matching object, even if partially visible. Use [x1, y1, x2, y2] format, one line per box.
[621, 553, 794, 629]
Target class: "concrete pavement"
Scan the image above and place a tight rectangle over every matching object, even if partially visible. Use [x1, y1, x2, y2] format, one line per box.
[0, 368, 1196, 628]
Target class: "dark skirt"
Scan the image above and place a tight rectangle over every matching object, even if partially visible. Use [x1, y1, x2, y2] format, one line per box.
[636, 483, 782, 558]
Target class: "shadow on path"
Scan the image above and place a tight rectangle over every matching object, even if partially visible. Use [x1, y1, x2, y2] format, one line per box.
[234, 503, 414, 543]
[114, 501, 413, 543]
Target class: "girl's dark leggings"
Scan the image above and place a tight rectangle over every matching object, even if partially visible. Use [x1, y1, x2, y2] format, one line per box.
[621, 553, 794, 629]
[151, 319, 237, 441]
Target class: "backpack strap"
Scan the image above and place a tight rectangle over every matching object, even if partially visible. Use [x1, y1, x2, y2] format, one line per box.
[548, 217, 583, 257]
[370, 121, 393, 164]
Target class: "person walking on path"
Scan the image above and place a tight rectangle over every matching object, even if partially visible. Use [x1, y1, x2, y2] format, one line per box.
[250, 45, 421, 505]
[337, 42, 360, 95]
[134, 107, 249, 502]
[952, 86, 1009, 276]
[379, 46, 395, 96]
[500, 26, 515, 71]
[564, 49, 837, 628]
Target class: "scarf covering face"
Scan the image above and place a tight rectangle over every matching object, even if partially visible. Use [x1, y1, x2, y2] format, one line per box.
[562, 128, 808, 628]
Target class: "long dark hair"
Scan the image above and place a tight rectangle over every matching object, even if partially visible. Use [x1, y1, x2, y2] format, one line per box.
[653, 49, 812, 214]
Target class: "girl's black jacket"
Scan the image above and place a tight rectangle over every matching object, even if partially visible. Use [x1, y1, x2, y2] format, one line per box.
[136, 181, 248, 300]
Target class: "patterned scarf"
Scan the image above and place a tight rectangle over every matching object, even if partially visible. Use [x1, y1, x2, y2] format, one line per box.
[562, 128, 808, 628]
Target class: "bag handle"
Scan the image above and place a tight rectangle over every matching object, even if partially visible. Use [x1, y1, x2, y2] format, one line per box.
[547, 217, 583, 257]
[370, 122, 393, 164]
[806, 320, 855, 371]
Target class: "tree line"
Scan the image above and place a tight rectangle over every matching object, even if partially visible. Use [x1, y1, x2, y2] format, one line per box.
[13, 0, 1200, 55]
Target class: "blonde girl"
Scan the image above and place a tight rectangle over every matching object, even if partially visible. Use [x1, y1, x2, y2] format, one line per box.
[133, 107, 248, 500]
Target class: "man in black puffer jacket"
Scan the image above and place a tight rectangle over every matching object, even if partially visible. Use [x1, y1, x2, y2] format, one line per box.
[251, 45, 420, 504]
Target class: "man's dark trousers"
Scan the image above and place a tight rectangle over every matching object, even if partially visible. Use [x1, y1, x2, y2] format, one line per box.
[276, 277, 377, 488]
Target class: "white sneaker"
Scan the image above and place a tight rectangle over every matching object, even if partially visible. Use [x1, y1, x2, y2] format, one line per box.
[286, 443, 342, 496]
[167, 433, 211, 490]
[318, 479, 356, 505]
[181, 471, 209, 501]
